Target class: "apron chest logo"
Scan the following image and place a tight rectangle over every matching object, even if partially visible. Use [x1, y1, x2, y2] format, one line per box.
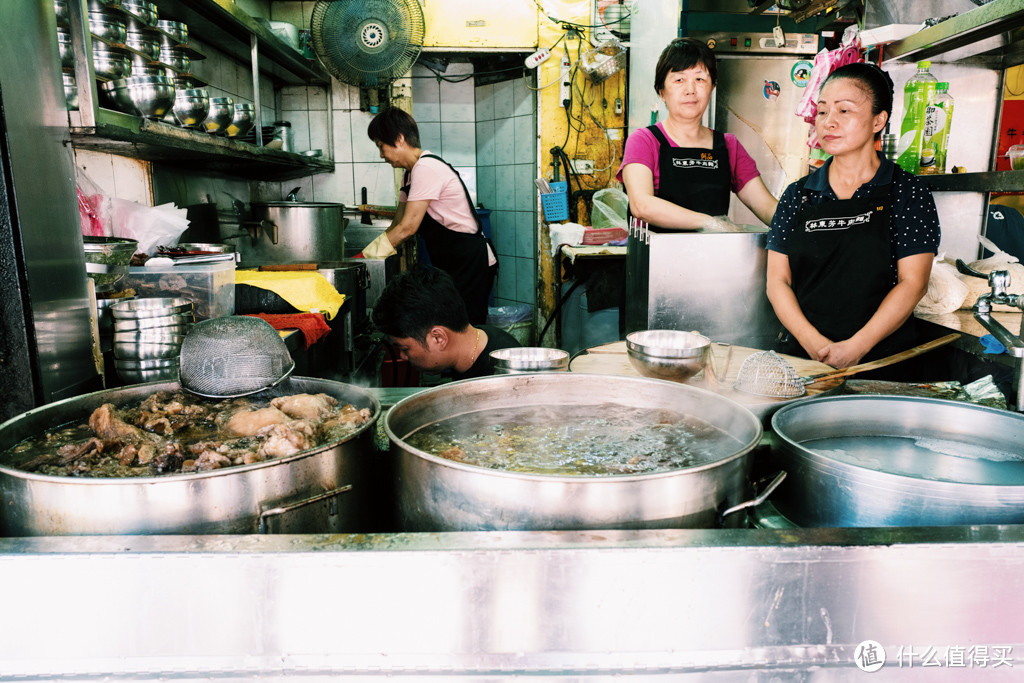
[672, 158, 719, 169]
[804, 211, 873, 232]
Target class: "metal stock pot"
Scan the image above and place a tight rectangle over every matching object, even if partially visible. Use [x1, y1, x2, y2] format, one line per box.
[240, 201, 346, 265]
[385, 373, 763, 531]
[771, 395, 1024, 527]
[0, 377, 380, 536]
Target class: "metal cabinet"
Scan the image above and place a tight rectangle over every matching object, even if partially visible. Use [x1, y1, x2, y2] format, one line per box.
[61, 0, 332, 180]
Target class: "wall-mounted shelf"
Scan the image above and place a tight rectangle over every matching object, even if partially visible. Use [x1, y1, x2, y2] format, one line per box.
[883, 0, 1024, 65]
[70, 109, 332, 181]
[154, 0, 328, 85]
[925, 171, 1024, 193]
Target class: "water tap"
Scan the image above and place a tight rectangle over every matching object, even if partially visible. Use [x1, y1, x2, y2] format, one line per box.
[286, 186, 302, 202]
[956, 260, 1024, 313]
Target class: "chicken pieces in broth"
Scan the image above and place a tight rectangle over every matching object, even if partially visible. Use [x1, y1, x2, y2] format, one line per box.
[1, 390, 372, 478]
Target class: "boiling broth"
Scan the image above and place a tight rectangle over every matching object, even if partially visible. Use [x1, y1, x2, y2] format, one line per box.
[403, 404, 743, 476]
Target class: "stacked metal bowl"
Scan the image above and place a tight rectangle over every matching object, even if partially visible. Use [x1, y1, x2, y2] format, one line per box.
[109, 297, 194, 383]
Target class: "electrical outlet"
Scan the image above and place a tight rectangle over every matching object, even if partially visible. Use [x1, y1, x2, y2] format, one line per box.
[572, 159, 595, 174]
[559, 55, 571, 107]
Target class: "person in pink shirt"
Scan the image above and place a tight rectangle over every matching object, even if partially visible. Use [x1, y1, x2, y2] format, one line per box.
[617, 38, 777, 230]
[362, 108, 496, 324]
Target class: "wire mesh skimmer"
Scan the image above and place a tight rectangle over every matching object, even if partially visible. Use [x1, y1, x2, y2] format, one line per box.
[179, 316, 295, 399]
[733, 350, 807, 399]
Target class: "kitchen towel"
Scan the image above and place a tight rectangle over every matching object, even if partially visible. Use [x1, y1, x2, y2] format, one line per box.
[235, 270, 345, 320]
[245, 312, 332, 350]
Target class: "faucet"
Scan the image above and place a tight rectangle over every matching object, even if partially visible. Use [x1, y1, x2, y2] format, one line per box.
[956, 259, 1024, 410]
[286, 186, 302, 202]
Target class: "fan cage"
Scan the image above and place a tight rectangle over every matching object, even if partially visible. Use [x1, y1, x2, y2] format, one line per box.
[311, 0, 426, 89]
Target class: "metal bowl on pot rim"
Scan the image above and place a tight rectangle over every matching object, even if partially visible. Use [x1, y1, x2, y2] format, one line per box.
[386, 373, 763, 531]
[626, 329, 710, 383]
[490, 347, 569, 374]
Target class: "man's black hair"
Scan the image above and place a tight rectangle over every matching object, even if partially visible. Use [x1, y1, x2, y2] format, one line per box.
[371, 265, 470, 342]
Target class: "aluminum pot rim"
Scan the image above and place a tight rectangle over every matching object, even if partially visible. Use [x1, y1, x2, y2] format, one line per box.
[251, 201, 346, 209]
[771, 394, 1024, 493]
[0, 377, 380, 485]
[386, 373, 762, 483]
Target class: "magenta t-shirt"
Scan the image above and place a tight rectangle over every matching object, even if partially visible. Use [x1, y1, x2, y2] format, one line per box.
[615, 122, 761, 195]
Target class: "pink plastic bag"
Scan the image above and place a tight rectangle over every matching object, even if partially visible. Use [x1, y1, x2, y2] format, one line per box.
[77, 187, 105, 237]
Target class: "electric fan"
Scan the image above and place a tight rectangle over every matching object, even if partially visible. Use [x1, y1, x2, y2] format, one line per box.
[310, 0, 426, 89]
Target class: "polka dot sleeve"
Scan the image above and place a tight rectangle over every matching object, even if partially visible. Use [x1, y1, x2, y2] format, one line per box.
[766, 182, 804, 255]
[891, 169, 941, 260]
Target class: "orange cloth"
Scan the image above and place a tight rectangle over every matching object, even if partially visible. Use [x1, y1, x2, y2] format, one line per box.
[245, 313, 332, 350]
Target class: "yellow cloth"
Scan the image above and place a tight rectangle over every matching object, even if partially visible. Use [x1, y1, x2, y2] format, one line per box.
[362, 232, 397, 259]
[235, 270, 345, 320]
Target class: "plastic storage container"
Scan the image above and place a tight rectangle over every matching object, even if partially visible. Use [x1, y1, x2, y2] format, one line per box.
[121, 259, 235, 321]
[540, 181, 569, 222]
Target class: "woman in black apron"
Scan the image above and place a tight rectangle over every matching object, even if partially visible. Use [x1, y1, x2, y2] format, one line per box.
[364, 108, 496, 325]
[618, 37, 778, 231]
[766, 63, 940, 380]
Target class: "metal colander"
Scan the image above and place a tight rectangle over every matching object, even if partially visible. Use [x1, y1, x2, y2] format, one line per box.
[179, 316, 295, 399]
[733, 350, 806, 399]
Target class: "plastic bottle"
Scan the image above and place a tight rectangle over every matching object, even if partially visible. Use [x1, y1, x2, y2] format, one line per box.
[896, 61, 938, 174]
[920, 82, 954, 175]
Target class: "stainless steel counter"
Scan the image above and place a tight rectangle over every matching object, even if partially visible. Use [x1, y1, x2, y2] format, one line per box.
[2, 528, 1023, 678]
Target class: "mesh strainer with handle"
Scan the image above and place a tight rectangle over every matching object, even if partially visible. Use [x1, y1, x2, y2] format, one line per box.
[733, 350, 806, 398]
[179, 316, 295, 399]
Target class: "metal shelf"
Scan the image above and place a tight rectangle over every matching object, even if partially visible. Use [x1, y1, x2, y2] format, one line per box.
[924, 170, 1024, 193]
[883, 0, 1024, 64]
[70, 110, 332, 181]
[153, 0, 328, 85]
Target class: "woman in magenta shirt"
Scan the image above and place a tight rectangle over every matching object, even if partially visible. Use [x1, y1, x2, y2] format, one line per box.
[617, 38, 777, 230]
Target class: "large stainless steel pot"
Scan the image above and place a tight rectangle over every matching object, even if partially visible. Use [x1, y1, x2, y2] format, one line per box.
[0, 377, 380, 536]
[771, 395, 1024, 527]
[239, 201, 346, 266]
[386, 374, 763, 531]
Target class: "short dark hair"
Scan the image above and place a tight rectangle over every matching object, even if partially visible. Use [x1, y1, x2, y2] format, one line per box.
[823, 62, 894, 123]
[654, 37, 718, 93]
[367, 107, 421, 148]
[371, 266, 469, 341]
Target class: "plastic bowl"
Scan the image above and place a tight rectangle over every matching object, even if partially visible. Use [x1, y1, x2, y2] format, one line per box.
[625, 330, 710, 383]
[490, 347, 569, 374]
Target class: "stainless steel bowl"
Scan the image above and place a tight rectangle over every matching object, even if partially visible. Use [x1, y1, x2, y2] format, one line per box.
[92, 45, 132, 81]
[54, 0, 69, 24]
[225, 103, 255, 138]
[112, 338, 183, 361]
[126, 31, 161, 61]
[83, 236, 138, 291]
[62, 73, 78, 110]
[57, 28, 74, 68]
[113, 312, 195, 332]
[87, 0, 121, 10]
[109, 356, 177, 369]
[88, 13, 127, 44]
[172, 88, 209, 128]
[113, 329, 187, 344]
[123, 0, 157, 27]
[177, 242, 235, 253]
[203, 97, 234, 134]
[110, 297, 194, 319]
[113, 362, 180, 383]
[159, 46, 189, 72]
[124, 74, 175, 119]
[490, 347, 569, 374]
[625, 330, 710, 383]
[157, 20, 188, 45]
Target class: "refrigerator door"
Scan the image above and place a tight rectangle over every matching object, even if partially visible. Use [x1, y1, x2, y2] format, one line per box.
[712, 56, 815, 226]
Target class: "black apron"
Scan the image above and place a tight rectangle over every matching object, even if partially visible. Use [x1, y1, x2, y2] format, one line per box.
[776, 176, 919, 368]
[648, 125, 732, 218]
[624, 127, 733, 331]
[404, 153, 495, 325]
